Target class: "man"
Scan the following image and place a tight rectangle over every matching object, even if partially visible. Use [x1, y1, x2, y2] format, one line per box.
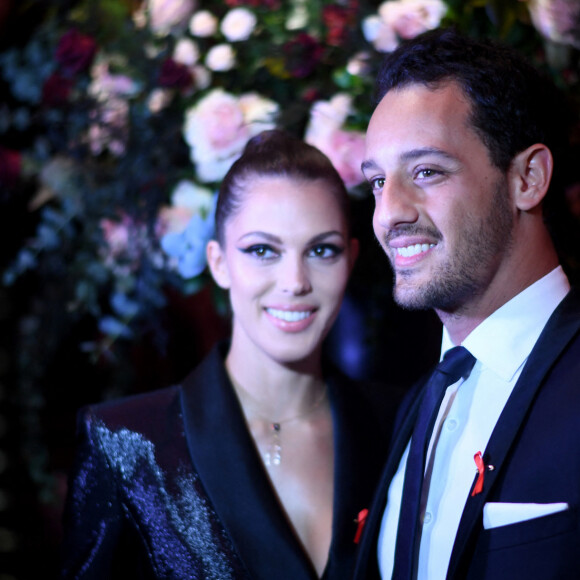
[354, 28, 580, 580]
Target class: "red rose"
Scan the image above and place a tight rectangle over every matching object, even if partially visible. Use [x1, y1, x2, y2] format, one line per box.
[323, 4, 357, 47]
[42, 73, 73, 107]
[55, 28, 97, 76]
[0, 147, 22, 189]
[283, 33, 325, 79]
[158, 58, 193, 90]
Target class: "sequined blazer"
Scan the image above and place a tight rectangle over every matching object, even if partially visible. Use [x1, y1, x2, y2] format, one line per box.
[61, 342, 400, 579]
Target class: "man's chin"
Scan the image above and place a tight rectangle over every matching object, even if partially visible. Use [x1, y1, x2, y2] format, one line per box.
[393, 286, 431, 311]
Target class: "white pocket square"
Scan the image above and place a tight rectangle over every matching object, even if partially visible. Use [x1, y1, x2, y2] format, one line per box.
[483, 502, 569, 530]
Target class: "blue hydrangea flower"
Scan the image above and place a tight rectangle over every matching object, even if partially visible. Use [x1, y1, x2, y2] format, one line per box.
[161, 200, 216, 280]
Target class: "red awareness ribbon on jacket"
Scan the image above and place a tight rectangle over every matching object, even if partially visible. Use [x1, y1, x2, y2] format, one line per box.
[472, 451, 485, 496]
[354, 508, 368, 544]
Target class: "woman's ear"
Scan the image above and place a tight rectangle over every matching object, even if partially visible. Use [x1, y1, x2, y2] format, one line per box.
[509, 143, 553, 212]
[206, 240, 231, 289]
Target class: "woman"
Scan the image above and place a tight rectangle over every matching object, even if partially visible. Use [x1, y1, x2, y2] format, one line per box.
[61, 130, 398, 579]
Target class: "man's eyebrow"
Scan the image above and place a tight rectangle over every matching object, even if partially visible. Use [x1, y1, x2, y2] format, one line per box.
[400, 147, 457, 162]
[361, 159, 379, 173]
[361, 147, 458, 173]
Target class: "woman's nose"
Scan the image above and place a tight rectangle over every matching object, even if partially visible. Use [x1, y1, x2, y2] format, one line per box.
[281, 258, 312, 295]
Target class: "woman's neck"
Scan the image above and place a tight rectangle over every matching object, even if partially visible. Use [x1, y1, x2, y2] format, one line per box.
[225, 339, 325, 423]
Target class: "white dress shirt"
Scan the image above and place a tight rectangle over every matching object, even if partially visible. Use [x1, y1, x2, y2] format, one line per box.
[378, 267, 571, 579]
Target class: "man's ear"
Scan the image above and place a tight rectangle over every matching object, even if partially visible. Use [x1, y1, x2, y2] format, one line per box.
[509, 143, 553, 211]
[206, 240, 231, 289]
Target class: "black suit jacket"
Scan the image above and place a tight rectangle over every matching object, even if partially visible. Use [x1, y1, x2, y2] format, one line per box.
[353, 288, 580, 580]
[61, 342, 400, 579]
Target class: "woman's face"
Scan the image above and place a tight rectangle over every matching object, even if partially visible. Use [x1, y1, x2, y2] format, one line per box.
[207, 175, 358, 366]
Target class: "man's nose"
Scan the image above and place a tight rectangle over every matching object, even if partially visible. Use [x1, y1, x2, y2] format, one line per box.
[373, 177, 420, 232]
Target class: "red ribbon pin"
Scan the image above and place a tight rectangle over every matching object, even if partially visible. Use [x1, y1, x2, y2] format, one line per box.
[354, 508, 368, 544]
[472, 451, 485, 496]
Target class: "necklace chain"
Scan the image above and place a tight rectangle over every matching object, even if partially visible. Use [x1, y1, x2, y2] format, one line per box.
[231, 380, 327, 467]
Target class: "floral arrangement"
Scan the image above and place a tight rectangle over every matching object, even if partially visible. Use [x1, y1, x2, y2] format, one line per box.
[0, 0, 578, 499]
[1, 0, 579, 358]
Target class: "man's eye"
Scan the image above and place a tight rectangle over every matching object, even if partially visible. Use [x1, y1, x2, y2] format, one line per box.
[371, 177, 385, 190]
[416, 168, 441, 179]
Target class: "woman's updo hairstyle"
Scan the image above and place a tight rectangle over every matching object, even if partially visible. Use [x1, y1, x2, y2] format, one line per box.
[214, 129, 351, 245]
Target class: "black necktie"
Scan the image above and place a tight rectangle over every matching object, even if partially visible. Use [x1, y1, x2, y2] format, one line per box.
[392, 346, 476, 579]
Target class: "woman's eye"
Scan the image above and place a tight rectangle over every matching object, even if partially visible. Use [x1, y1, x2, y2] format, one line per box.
[241, 245, 278, 259]
[309, 244, 343, 259]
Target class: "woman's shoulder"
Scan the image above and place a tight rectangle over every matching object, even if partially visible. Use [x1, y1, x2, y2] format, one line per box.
[79, 384, 183, 434]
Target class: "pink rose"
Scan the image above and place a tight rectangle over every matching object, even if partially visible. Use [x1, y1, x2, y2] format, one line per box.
[101, 216, 131, 258]
[88, 62, 140, 101]
[364, 0, 447, 53]
[183, 89, 278, 182]
[527, 0, 580, 48]
[304, 94, 365, 188]
[55, 28, 97, 75]
[88, 98, 129, 157]
[325, 130, 366, 189]
[146, 0, 196, 35]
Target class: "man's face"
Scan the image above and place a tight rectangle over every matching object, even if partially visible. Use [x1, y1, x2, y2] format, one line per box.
[362, 82, 514, 314]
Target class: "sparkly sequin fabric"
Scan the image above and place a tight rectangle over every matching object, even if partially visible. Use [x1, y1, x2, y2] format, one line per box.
[61, 385, 248, 579]
[61, 343, 400, 579]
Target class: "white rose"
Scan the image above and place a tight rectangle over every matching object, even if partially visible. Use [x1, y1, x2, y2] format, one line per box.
[220, 7, 257, 42]
[192, 65, 212, 90]
[147, 88, 173, 113]
[346, 52, 372, 77]
[307, 93, 353, 136]
[171, 180, 214, 213]
[189, 10, 218, 37]
[205, 43, 236, 72]
[286, 0, 309, 31]
[173, 38, 199, 66]
[362, 15, 399, 52]
[238, 92, 280, 126]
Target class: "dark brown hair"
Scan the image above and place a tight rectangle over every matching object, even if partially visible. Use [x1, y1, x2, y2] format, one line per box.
[214, 130, 351, 245]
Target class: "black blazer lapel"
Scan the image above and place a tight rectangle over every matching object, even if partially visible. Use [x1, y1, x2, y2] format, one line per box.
[352, 383, 425, 580]
[448, 288, 580, 578]
[179, 344, 317, 580]
[325, 371, 403, 577]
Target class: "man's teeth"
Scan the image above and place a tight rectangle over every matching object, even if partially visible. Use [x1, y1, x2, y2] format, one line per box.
[396, 243, 435, 257]
[267, 308, 311, 322]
